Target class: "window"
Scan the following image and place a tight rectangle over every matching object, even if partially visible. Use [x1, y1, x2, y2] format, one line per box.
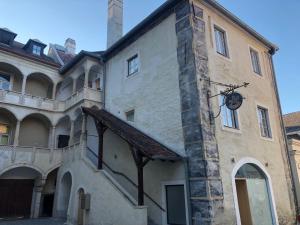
[250, 48, 261, 75]
[0, 124, 10, 145]
[126, 110, 135, 122]
[165, 185, 187, 225]
[32, 45, 41, 55]
[127, 55, 139, 76]
[220, 95, 239, 129]
[214, 26, 229, 57]
[0, 74, 10, 90]
[257, 107, 272, 138]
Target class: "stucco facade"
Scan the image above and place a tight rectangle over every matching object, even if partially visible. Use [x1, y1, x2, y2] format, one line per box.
[0, 0, 297, 225]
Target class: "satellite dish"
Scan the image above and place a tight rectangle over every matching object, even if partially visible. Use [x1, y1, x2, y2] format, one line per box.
[225, 92, 243, 110]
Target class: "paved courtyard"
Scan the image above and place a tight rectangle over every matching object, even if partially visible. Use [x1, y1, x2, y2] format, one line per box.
[0, 218, 65, 225]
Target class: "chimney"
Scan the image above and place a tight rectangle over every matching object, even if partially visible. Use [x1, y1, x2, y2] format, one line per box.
[64, 38, 76, 55]
[107, 0, 123, 48]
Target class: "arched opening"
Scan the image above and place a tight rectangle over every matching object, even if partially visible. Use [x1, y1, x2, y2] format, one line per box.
[0, 107, 17, 145]
[60, 172, 72, 219]
[26, 73, 53, 99]
[40, 168, 59, 217]
[19, 113, 51, 148]
[234, 162, 276, 225]
[55, 116, 71, 148]
[56, 77, 73, 101]
[88, 65, 102, 90]
[73, 109, 83, 144]
[0, 62, 23, 92]
[0, 166, 43, 219]
[77, 188, 85, 225]
[75, 73, 85, 93]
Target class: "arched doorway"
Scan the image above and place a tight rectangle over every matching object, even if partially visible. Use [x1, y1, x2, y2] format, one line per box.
[77, 188, 85, 225]
[0, 166, 43, 219]
[233, 159, 278, 225]
[60, 172, 72, 219]
[0, 107, 17, 145]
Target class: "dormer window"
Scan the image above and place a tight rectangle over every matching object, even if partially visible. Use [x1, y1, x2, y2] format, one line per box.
[32, 45, 42, 56]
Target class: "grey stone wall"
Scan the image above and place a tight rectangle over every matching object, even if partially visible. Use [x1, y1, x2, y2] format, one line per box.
[175, 2, 223, 224]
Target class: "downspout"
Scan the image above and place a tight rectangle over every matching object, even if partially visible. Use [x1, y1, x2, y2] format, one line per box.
[102, 60, 107, 109]
[268, 49, 299, 218]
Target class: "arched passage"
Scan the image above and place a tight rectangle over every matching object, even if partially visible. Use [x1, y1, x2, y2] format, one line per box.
[19, 113, 51, 148]
[55, 116, 71, 148]
[60, 172, 72, 219]
[88, 65, 102, 90]
[56, 77, 73, 101]
[232, 159, 278, 225]
[0, 107, 17, 145]
[26, 73, 53, 98]
[0, 62, 24, 92]
[0, 166, 43, 218]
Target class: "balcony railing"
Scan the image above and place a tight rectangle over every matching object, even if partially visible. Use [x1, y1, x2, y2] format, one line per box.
[0, 145, 63, 171]
[0, 87, 102, 112]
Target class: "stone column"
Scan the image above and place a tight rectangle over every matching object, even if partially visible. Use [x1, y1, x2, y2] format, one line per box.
[32, 179, 46, 218]
[80, 114, 87, 143]
[175, 2, 223, 224]
[13, 120, 21, 146]
[52, 83, 57, 100]
[72, 78, 77, 94]
[84, 66, 89, 88]
[50, 126, 56, 149]
[69, 120, 75, 146]
[21, 76, 27, 95]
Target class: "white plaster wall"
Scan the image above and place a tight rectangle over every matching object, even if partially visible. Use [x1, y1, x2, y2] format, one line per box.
[55, 150, 148, 225]
[105, 14, 185, 155]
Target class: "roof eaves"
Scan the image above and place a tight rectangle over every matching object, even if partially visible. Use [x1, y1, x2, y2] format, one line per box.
[202, 0, 279, 54]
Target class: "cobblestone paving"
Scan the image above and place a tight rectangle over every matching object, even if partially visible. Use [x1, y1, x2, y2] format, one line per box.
[0, 218, 65, 225]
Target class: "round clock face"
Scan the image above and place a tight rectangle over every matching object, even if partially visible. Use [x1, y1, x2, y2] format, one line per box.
[225, 92, 243, 110]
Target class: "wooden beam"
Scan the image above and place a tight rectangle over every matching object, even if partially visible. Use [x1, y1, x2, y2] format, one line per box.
[130, 146, 150, 206]
[94, 119, 106, 170]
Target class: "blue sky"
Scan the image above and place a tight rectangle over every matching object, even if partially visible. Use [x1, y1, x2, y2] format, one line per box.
[0, 0, 298, 114]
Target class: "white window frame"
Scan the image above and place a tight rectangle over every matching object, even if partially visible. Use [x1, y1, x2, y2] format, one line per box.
[125, 109, 135, 122]
[214, 25, 229, 58]
[32, 45, 42, 56]
[249, 47, 262, 75]
[231, 157, 279, 225]
[219, 94, 240, 130]
[257, 105, 272, 139]
[161, 180, 189, 225]
[127, 54, 139, 76]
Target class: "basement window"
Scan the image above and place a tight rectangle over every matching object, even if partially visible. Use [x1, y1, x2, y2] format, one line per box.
[125, 110, 135, 122]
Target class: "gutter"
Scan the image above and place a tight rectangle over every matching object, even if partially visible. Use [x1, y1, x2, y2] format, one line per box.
[268, 50, 299, 218]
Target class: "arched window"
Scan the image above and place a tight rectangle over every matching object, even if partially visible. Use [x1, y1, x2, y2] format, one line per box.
[235, 163, 275, 225]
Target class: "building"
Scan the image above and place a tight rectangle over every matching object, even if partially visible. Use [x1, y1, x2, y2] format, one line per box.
[0, 0, 296, 225]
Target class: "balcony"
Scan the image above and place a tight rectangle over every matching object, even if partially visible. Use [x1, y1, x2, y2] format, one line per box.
[0, 87, 102, 112]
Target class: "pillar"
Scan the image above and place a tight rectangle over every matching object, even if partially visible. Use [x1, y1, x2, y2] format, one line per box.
[52, 83, 57, 100]
[13, 120, 21, 146]
[84, 66, 89, 88]
[80, 114, 87, 143]
[21, 76, 27, 94]
[50, 126, 56, 149]
[72, 78, 77, 94]
[69, 120, 75, 146]
[32, 179, 46, 218]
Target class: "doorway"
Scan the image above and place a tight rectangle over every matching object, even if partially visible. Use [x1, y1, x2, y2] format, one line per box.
[77, 189, 85, 225]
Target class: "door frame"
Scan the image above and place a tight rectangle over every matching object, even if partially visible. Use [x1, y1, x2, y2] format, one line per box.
[231, 157, 279, 225]
[161, 180, 189, 225]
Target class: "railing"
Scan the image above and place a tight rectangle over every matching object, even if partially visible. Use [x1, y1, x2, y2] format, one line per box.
[86, 146, 166, 212]
[0, 87, 102, 112]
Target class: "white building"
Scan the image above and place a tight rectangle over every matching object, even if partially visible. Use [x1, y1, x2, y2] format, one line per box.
[0, 0, 297, 225]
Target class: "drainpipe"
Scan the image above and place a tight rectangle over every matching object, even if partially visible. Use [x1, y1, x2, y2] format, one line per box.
[268, 50, 299, 219]
[184, 158, 192, 225]
[102, 60, 107, 109]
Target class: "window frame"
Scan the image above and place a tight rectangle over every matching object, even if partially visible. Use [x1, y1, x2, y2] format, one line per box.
[220, 94, 239, 130]
[0, 123, 10, 145]
[125, 109, 135, 122]
[127, 54, 139, 76]
[32, 45, 42, 56]
[257, 106, 272, 139]
[250, 48, 262, 75]
[161, 180, 189, 225]
[214, 25, 229, 58]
